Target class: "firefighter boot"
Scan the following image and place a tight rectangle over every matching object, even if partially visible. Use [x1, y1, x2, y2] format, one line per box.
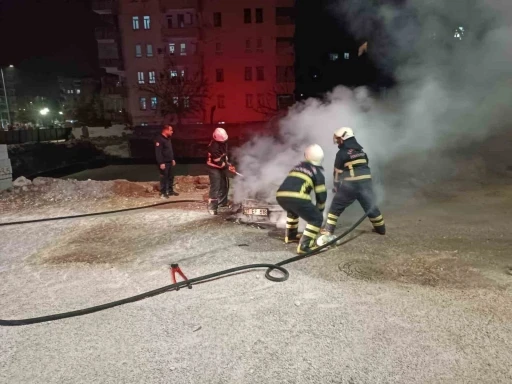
[297, 224, 321, 254]
[284, 215, 300, 243]
[207, 199, 218, 215]
[369, 215, 386, 235]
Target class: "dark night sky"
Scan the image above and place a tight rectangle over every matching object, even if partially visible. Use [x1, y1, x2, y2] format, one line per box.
[0, 0, 99, 79]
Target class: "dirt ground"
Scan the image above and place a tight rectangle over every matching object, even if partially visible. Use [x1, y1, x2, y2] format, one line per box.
[0, 178, 511, 383]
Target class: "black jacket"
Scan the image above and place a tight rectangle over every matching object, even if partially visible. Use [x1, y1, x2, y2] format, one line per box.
[276, 161, 327, 210]
[206, 140, 229, 169]
[334, 137, 372, 183]
[155, 134, 174, 164]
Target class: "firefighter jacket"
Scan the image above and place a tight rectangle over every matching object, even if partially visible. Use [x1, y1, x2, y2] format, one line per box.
[276, 161, 327, 210]
[155, 134, 174, 164]
[207, 140, 229, 169]
[334, 137, 372, 184]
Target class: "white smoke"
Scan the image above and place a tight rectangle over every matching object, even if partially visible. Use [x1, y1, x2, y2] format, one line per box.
[233, 0, 512, 206]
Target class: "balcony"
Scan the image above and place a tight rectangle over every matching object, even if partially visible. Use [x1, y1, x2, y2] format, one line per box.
[161, 26, 200, 39]
[160, 0, 198, 12]
[92, 0, 114, 12]
[102, 85, 127, 97]
[95, 27, 117, 41]
[99, 58, 121, 69]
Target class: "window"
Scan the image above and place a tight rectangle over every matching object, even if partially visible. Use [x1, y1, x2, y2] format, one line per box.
[216, 69, 224, 82]
[244, 67, 252, 81]
[245, 94, 253, 108]
[184, 96, 190, 109]
[143, 16, 151, 29]
[244, 8, 251, 23]
[149, 71, 156, 84]
[178, 14, 185, 28]
[217, 95, 225, 108]
[256, 38, 263, 52]
[146, 44, 153, 57]
[329, 53, 339, 61]
[173, 96, 179, 105]
[169, 43, 175, 55]
[150, 97, 157, 110]
[276, 37, 293, 55]
[276, 66, 294, 83]
[132, 16, 140, 30]
[276, 7, 294, 25]
[137, 71, 144, 84]
[184, 13, 193, 25]
[180, 43, 186, 55]
[215, 42, 222, 55]
[256, 66, 264, 81]
[257, 93, 265, 107]
[344, 52, 350, 59]
[277, 94, 294, 110]
[255, 8, 263, 23]
[213, 12, 222, 27]
[76, 89, 81, 94]
[245, 39, 252, 52]
[139, 97, 147, 110]
[167, 16, 173, 28]
[170, 70, 178, 78]
[135, 44, 142, 57]
[180, 69, 186, 78]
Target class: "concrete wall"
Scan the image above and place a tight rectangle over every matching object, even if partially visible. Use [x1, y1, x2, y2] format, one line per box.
[71, 124, 132, 139]
[0, 145, 13, 190]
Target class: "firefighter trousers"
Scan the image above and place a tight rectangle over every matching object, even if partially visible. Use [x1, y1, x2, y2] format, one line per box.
[325, 180, 385, 234]
[276, 197, 324, 246]
[208, 167, 229, 211]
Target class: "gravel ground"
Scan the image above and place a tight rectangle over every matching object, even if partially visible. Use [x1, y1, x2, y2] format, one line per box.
[0, 181, 511, 384]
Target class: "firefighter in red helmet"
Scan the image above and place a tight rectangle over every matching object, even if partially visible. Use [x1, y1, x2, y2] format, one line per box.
[206, 127, 236, 215]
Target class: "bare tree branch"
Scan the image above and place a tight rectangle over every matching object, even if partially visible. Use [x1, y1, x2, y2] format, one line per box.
[252, 81, 295, 120]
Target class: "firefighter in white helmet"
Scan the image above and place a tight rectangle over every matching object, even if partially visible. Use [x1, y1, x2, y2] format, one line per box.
[318, 127, 385, 245]
[206, 127, 237, 215]
[276, 144, 328, 254]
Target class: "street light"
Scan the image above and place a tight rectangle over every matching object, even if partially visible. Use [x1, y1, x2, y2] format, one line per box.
[58, 111, 63, 115]
[9, 65, 13, 68]
[40, 108, 49, 116]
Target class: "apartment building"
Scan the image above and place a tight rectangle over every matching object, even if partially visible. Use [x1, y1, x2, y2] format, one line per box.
[92, 0, 128, 123]
[117, 0, 295, 125]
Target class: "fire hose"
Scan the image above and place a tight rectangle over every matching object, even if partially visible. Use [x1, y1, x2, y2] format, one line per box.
[0, 201, 369, 326]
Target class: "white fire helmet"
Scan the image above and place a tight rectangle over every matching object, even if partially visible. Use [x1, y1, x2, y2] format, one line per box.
[213, 127, 228, 142]
[333, 127, 354, 143]
[304, 144, 324, 166]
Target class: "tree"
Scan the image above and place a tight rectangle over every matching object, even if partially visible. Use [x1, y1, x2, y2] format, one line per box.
[138, 63, 210, 124]
[252, 82, 296, 121]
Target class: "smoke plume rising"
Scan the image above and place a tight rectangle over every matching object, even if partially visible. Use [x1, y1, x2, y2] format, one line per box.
[233, 0, 512, 211]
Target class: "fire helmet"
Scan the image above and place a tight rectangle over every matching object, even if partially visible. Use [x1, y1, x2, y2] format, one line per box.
[213, 127, 228, 142]
[304, 144, 324, 166]
[333, 127, 354, 143]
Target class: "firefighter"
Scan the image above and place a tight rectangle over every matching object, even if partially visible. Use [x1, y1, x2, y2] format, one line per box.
[318, 127, 385, 245]
[276, 144, 327, 254]
[206, 127, 236, 215]
[155, 125, 179, 198]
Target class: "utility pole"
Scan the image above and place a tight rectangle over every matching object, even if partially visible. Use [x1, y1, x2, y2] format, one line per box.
[0, 67, 12, 127]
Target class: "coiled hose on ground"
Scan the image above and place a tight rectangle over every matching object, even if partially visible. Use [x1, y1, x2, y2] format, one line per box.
[0, 199, 368, 326]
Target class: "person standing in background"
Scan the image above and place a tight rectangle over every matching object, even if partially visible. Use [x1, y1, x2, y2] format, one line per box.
[155, 125, 179, 198]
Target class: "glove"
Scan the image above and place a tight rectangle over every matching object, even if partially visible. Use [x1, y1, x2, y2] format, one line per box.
[228, 164, 236, 174]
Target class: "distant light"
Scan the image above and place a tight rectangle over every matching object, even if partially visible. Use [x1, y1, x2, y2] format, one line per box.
[58, 111, 63, 115]
[119, 110, 122, 112]
[218, 121, 225, 124]
[40, 108, 49, 115]
[8, 65, 13, 68]
[300, 94, 304, 97]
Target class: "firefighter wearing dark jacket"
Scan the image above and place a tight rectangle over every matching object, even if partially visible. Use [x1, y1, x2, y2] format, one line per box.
[206, 127, 236, 215]
[155, 125, 179, 198]
[318, 127, 385, 245]
[276, 144, 328, 254]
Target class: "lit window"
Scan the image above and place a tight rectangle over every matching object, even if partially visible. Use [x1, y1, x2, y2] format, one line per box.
[217, 95, 225, 108]
[344, 52, 350, 59]
[244, 9, 251, 24]
[184, 96, 190, 109]
[180, 43, 186, 55]
[213, 12, 222, 27]
[139, 97, 147, 110]
[255, 8, 263, 23]
[216, 69, 224, 82]
[329, 53, 339, 61]
[135, 44, 142, 57]
[77, 89, 81, 94]
[170, 70, 178, 78]
[137, 72, 144, 84]
[146, 44, 153, 57]
[245, 94, 253, 108]
[150, 97, 157, 110]
[132, 17, 140, 30]
[169, 43, 175, 55]
[149, 71, 156, 84]
[245, 67, 252, 81]
[143, 16, 150, 30]
[173, 97, 179, 105]
[256, 66, 264, 81]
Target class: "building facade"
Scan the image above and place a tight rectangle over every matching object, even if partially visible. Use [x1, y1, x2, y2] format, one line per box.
[117, 0, 295, 125]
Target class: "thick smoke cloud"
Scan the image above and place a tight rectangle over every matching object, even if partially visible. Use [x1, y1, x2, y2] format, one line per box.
[233, 0, 512, 208]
